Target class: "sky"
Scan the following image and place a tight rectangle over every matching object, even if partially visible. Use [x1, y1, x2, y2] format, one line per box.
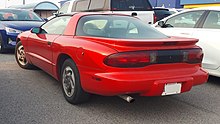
[0, 0, 61, 8]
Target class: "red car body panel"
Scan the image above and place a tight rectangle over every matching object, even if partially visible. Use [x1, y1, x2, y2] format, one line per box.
[17, 13, 208, 96]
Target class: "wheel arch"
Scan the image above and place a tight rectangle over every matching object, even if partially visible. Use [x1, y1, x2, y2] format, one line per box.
[16, 38, 21, 44]
[56, 53, 75, 81]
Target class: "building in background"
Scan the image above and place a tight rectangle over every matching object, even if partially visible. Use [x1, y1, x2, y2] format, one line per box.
[181, 0, 220, 8]
[149, 0, 182, 8]
[9, 1, 59, 18]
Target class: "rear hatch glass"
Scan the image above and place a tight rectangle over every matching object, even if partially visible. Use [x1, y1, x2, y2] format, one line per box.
[76, 15, 167, 39]
[154, 9, 172, 15]
[111, 0, 152, 11]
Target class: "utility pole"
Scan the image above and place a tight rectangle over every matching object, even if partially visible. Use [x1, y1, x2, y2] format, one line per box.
[23, 0, 25, 5]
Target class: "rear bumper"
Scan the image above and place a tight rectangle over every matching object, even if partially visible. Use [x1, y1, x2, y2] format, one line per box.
[79, 65, 208, 96]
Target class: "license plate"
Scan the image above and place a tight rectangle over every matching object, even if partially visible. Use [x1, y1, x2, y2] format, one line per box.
[162, 83, 182, 96]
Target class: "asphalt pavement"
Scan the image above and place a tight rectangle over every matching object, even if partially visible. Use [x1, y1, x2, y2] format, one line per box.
[0, 53, 220, 124]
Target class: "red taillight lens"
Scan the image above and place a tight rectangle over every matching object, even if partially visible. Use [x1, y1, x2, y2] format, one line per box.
[182, 48, 203, 63]
[104, 49, 203, 68]
[104, 51, 157, 68]
[153, 14, 157, 24]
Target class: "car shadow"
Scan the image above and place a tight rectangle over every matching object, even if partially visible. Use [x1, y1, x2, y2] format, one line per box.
[0, 49, 15, 54]
[208, 76, 220, 86]
[31, 70, 218, 123]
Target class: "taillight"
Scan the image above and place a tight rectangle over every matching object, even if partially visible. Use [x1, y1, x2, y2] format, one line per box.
[153, 14, 157, 24]
[104, 51, 157, 68]
[104, 48, 203, 68]
[182, 48, 203, 64]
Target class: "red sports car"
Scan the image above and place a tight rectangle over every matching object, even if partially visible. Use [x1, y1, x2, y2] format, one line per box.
[15, 12, 208, 104]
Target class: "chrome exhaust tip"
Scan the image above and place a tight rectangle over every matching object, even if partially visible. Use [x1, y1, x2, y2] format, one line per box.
[118, 95, 135, 103]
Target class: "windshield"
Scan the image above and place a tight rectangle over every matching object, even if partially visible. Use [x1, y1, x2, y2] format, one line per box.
[0, 9, 43, 21]
[76, 15, 168, 39]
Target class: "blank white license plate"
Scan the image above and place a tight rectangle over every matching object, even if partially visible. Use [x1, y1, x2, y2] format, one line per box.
[162, 83, 182, 96]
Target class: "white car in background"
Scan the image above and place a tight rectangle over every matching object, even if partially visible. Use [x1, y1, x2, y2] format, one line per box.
[154, 7, 220, 77]
[50, 0, 155, 24]
[168, 8, 186, 14]
[47, 0, 75, 20]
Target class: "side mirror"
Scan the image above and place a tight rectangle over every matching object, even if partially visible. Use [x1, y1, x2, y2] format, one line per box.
[31, 27, 41, 34]
[158, 21, 166, 27]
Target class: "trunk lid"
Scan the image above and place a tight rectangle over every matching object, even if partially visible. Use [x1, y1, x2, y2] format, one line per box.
[76, 36, 199, 52]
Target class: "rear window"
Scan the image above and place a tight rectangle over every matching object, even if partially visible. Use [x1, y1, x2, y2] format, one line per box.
[111, 0, 152, 11]
[154, 9, 172, 15]
[76, 15, 168, 39]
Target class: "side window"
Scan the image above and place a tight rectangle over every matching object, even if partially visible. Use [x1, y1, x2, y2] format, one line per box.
[59, 2, 70, 14]
[41, 16, 71, 35]
[203, 11, 220, 29]
[165, 11, 205, 28]
[89, 0, 105, 10]
[75, 0, 90, 11]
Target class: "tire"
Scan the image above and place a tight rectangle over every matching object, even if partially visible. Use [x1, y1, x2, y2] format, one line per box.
[15, 41, 33, 69]
[0, 34, 6, 53]
[61, 59, 90, 104]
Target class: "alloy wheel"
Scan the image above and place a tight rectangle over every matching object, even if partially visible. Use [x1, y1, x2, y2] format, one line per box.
[62, 66, 76, 97]
[16, 45, 27, 66]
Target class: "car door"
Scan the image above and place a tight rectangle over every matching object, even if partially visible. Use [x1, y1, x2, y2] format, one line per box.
[27, 16, 71, 74]
[192, 10, 220, 70]
[156, 10, 206, 38]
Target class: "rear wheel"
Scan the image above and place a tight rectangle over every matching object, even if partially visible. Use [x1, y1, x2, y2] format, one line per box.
[15, 41, 33, 69]
[0, 34, 6, 53]
[61, 59, 90, 104]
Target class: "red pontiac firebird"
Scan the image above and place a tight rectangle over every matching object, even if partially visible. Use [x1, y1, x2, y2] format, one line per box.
[15, 12, 208, 104]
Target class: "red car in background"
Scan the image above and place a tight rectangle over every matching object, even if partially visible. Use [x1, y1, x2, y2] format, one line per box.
[15, 13, 208, 104]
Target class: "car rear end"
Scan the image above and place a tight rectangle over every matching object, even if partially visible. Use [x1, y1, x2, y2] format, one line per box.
[74, 14, 208, 97]
[78, 37, 208, 97]
[110, 0, 155, 24]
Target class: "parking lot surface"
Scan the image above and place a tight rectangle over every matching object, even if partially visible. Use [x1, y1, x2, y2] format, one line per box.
[0, 53, 220, 124]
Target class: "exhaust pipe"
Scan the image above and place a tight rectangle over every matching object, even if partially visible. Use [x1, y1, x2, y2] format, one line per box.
[118, 95, 135, 103]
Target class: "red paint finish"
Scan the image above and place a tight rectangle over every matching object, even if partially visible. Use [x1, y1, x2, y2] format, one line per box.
[17, 13, 208, 96]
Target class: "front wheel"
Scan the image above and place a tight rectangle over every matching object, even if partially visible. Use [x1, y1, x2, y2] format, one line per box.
[61, 59, 90, 104]
[15, 41, 33, 69]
